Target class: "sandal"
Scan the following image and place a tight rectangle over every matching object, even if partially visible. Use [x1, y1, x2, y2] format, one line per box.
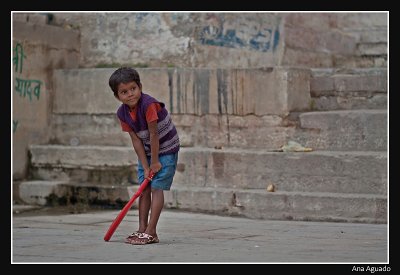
[129, 233, 159, 245]
[125, 231, 144, 243]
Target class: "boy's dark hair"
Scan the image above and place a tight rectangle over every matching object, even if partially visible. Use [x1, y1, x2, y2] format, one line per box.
[109, 67, 141, 97]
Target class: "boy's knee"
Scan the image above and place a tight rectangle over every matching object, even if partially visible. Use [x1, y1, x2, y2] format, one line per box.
[151, 188, 163, 193]
[142, 186, 151, 194]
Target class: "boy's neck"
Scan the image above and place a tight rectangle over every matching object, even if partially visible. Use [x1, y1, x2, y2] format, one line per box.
[129, 105, 137, 112]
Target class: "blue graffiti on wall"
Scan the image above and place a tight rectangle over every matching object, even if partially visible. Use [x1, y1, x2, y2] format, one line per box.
[13, 120, 18, 133]
[200, 26, 280, 52]
[135, 13, 149, 22]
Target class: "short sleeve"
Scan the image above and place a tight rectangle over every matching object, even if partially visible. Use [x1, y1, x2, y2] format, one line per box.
[120, 119, 131, 132]
[145, 103, 162, 123]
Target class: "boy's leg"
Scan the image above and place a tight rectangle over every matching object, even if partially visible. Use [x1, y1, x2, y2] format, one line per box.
[138, 186, 151, 232]
[144, 188, 164, 237]
[145, 153, 178, 236]
[136, 156, 152, 233]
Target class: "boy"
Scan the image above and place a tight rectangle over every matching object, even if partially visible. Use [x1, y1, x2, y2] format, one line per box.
[109, 67, 180, 245]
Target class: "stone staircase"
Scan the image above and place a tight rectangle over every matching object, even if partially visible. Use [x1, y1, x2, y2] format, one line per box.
[16, 67, 387, 223]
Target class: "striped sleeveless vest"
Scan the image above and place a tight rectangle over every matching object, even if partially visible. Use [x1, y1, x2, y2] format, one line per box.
[117, 93, 180, 156]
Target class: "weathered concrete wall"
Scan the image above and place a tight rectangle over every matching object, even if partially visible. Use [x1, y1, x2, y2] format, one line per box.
[49, 12, 387, 69]
[281, 13, 387, 68]
[335, 13, 388, 67]
[12, 14, 80, 179]
[50, 13, 284, 68]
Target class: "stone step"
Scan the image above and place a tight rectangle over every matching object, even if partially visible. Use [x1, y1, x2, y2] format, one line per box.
[29, 145, 387, 195]
[29, 145, 137, 185]
[53, 68, 387, 115]
[310, 92, 386, 111]
[50, 113, 292, 150]
[53, 67, 311, 116]
[294, 109, 387, 151]
[54, 67, 388, 116]
[50, 113, 131, 147]
[51, 108, 386, 151]
[166, 187, 386, 224]
[14, 181, 386, 224]
[310, 68, 387, 110]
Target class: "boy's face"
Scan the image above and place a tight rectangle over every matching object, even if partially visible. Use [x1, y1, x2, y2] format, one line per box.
[116, 81, 142, 109]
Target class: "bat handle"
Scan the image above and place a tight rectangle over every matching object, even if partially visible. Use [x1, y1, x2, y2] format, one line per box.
[147, 170, 155, 181]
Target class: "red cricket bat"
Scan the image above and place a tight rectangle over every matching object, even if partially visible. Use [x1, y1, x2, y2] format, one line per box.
[104, 170, 155, 241]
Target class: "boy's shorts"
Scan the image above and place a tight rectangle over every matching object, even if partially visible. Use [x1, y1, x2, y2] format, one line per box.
[137, 152, 179, 190]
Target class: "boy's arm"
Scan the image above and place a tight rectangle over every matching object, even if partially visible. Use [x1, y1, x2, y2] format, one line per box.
[128, 131, 150, 177]
[148, 120, 162, 173]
